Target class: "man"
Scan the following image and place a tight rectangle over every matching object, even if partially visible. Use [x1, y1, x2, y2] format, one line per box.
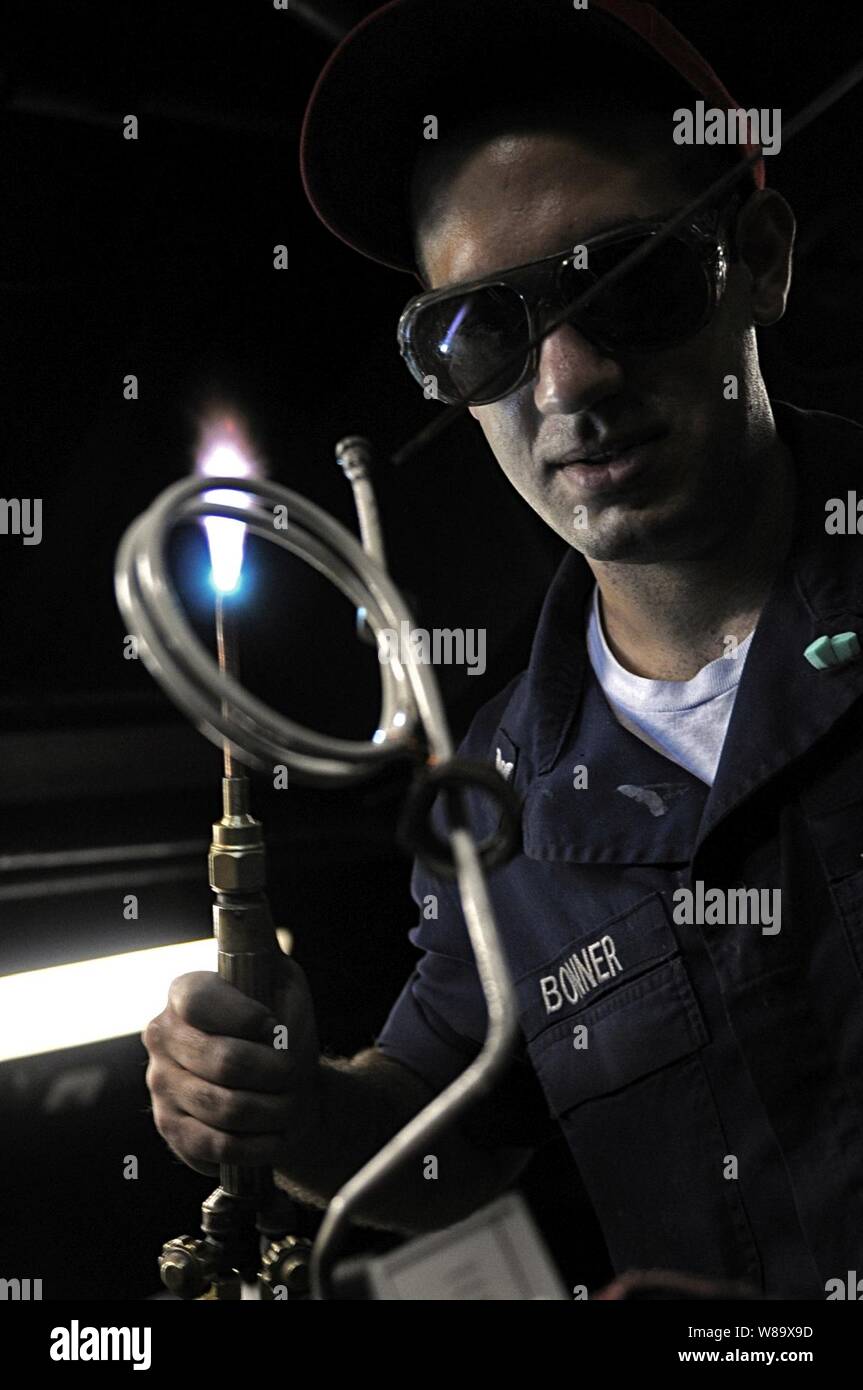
[143, 1, 863, 1298]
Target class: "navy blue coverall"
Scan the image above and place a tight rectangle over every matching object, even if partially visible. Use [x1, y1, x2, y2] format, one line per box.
[376, 401, 863, 1298]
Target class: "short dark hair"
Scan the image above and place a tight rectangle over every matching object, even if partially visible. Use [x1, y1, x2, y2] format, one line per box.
[409, 94, 750, 286]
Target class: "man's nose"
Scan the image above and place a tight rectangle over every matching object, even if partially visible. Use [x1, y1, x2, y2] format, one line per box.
[533, 321, 624, 415]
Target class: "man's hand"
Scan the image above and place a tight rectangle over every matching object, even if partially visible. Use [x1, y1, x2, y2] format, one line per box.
[143, 959, 532, 1236]
[142, 956, 322, 1176]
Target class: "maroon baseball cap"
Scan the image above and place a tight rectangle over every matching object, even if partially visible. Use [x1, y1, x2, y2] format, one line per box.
[300, 0, 765, 278]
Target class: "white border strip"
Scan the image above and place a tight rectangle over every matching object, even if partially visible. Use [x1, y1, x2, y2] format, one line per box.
[0, 938, 216, 1062]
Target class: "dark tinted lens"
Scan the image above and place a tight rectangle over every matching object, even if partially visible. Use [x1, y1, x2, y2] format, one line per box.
[565, 233, 710, 349]
[411, 284, 530, 402]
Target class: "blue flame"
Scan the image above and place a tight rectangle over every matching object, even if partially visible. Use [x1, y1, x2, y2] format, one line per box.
[198, 432, 255, 594]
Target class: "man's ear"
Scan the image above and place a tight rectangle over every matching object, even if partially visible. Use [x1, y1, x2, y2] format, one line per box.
[735, 188, 796, 327]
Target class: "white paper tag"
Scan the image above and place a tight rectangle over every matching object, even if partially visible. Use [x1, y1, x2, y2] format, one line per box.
[361, 1192, 568, 1300]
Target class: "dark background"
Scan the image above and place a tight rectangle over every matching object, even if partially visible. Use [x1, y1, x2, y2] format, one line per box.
[1, 0, 861, 1299]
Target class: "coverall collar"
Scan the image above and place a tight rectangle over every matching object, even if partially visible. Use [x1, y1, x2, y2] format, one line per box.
[494, 402, 863, 861]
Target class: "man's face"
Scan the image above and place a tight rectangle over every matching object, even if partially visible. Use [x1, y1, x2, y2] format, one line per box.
[417, 130, 772, 564]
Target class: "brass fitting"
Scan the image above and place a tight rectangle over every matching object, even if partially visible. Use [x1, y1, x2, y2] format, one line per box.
[209, 775, 267, 894]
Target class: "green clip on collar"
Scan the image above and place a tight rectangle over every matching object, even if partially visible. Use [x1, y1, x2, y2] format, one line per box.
[804, 632, 862, 670]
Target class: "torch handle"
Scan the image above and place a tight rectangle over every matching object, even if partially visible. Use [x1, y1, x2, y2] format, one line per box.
[214, 898, 280, 1200]
[210, 775, 281, 1199]
[217, 938, 277, 1011]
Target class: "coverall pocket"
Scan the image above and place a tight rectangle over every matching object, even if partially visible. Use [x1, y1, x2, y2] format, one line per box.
[529, 958, 706, 1107]
[823, 869, 863, 979]
[526, 957, 763, 1286]
[801, 793, 863, 979]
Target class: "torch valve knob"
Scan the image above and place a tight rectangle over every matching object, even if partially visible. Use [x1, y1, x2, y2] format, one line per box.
[159, 1235, 218, 1299]
[259, 1235, 313, 1299]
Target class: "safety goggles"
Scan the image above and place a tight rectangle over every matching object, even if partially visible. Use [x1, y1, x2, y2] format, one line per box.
[397, 194, 742, 406]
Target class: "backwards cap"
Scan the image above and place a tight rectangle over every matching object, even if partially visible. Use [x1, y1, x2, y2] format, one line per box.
[299, 0, 765, 275]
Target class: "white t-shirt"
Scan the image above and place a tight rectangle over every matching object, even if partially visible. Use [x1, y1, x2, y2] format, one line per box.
[586, 584, 754, 787]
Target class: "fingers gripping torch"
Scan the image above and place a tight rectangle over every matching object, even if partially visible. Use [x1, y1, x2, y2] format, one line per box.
[114, 436, 522, 1300]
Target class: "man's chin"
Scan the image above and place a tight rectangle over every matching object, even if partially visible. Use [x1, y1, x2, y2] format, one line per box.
[563, 510, 697, 564]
